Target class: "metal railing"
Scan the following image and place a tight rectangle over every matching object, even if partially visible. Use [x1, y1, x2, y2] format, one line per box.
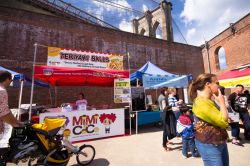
[21, 0, 119, 30]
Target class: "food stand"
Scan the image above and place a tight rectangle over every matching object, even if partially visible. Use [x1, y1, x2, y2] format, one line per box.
[30, 45, 130, 142]
[130, 61, 192, 134]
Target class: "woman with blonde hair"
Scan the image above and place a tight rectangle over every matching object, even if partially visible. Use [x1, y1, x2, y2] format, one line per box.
[189, 73, 229, 166]
[167, 88, 183, 120]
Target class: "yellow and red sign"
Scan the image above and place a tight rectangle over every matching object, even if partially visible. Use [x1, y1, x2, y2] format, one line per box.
[47, 47, 124, 70]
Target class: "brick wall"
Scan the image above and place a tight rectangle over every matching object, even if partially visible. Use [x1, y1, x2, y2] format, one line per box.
[0, 6, 204, 108]
[202, 14, 250, 75]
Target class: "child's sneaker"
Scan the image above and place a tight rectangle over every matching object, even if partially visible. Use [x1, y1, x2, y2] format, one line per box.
[183, 155, 188, 159]
[191, 154, 200, 158]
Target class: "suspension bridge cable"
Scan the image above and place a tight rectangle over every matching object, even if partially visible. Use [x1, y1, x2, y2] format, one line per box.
[172, 18, 188, 44]
[91, 0, 143, 14]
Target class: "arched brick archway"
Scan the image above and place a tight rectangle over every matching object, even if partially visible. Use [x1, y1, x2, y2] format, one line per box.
[214, 46, 228, 70]
[214, 46, 222, 70]
[132, 0, 173, 41]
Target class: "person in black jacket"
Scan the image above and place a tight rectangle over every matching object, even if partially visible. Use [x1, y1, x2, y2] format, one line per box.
[228, 84, 250, 140]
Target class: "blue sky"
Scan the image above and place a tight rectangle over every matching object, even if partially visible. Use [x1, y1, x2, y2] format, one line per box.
[63, 0, 250, 46]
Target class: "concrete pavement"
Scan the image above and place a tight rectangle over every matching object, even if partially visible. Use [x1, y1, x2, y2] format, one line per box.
[7, 126, 250, 166]
[69, 126, 250, 166]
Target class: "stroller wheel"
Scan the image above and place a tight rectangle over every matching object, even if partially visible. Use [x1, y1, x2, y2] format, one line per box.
[76, 145, 95, 165]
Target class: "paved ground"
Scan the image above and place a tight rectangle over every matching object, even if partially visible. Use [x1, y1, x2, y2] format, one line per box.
[69, 126, 250, 166]
[7, 126, 250, 166]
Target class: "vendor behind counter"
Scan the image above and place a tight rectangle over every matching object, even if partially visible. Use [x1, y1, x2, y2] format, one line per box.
[75, 92, 88, 111]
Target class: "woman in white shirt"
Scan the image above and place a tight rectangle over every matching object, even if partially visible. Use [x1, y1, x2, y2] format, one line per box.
[75, 92, 88, 111]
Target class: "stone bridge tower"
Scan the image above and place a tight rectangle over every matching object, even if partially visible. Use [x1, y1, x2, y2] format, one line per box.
[132, 0, 173, 42]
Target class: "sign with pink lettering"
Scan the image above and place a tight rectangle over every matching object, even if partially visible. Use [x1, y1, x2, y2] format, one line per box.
[39, 108, 125, 142]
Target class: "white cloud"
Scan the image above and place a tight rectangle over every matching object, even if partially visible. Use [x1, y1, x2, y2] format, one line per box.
[119, 19, 133, 32]
[180, 0, 250, 45]
[142, 4, 149, 12]
[186, 28, 196, 41]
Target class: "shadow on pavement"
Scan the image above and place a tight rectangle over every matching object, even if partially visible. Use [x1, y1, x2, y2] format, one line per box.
[71, 158, 110, 166]
[130, 123, 162, 134]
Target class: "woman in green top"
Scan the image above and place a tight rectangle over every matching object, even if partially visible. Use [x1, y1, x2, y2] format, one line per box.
[189, 73, 229, 166]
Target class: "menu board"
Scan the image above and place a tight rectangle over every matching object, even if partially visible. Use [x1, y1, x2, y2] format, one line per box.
[114, 78, 131, 103]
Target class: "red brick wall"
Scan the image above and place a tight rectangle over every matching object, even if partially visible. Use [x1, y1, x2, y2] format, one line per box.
[0, 6, 203, 108]
[202, 14, 250, 75]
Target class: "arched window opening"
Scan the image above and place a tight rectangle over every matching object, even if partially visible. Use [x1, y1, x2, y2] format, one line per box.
[216, 47, 228, 70]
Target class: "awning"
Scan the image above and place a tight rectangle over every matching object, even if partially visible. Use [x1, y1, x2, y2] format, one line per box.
[218, 66, 250, 88]
[34, 65, 129, 87]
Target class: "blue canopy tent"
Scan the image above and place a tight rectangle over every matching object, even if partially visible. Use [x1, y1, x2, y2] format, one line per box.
[130, 61, 191, 88]
[130, 62, 192, 134]
[0, 66, 49, 119]
[130, 61, 176, 82]
[0, 66, 49, 88]
[0, 66, 24, 85]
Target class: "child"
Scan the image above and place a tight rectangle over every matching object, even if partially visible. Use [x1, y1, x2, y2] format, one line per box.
[177, 106, 199, 158]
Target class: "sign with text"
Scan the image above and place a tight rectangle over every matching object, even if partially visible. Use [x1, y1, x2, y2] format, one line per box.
[39, 109, 125, 142]
[142, 75, 176, 87]
[114, 78, 131, 103]
[47, 47, 124, 70]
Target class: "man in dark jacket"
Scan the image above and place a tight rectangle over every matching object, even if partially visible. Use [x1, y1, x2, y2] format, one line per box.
[228, 84, 250, 140]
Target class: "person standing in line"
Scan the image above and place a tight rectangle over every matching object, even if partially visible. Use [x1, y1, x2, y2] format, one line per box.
[177, 106, 199, 158]
[158, 88, 167, 112]
[216, 86, 242, 146]
[158, 88, 176, 151]
[228, 84, 250, 141]
[168, 88, 183, 120]
[189, 73, 229, 166]
[243, 90, 250, 100]
[0, 71, 22, 149]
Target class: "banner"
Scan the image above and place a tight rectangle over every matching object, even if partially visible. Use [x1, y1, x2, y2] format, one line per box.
[47, 47, 124, 70]
[142, 75, 175, 87]
[114, 78, 131, 103]
[39, 109, 125, 142]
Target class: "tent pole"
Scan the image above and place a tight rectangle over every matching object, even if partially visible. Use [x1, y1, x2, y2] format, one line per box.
[156, 89, 158, 103]
[127, 52, 132, 135]
[55, 86, 58, 107]
[18, 79, 24, 120]
[183, 88, 188, 104]
[29, 43, 38, 121]
[49, 87, 53, 106]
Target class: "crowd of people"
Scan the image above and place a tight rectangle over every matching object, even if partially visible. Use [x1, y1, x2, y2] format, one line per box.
[158, 73, 250, 166]
[1, 70, 250, 166]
